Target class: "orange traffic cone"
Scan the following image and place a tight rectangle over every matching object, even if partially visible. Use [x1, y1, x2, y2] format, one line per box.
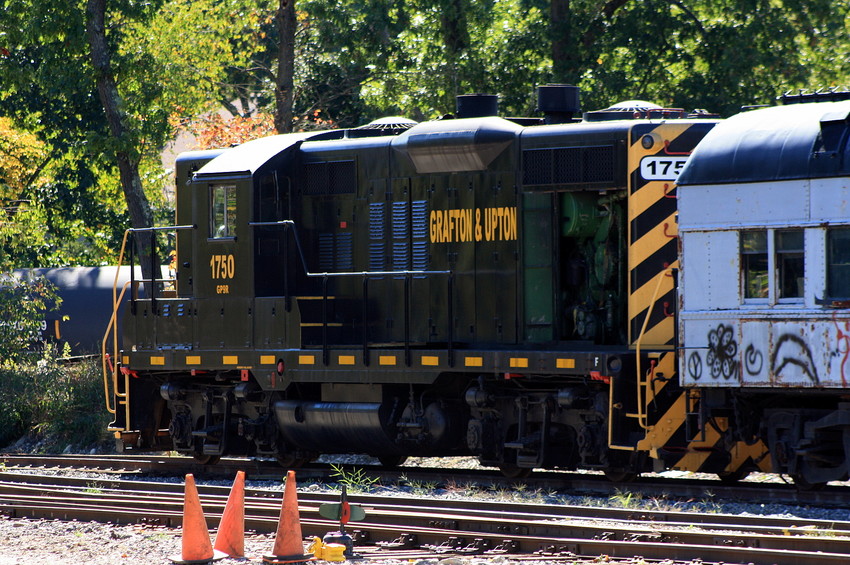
[214, 470, 246, 558]
[170, 474, 226, 564]
[263, 471, 316, 565]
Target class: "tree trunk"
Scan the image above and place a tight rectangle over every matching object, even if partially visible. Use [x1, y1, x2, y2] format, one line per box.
[85, 0, 156, 283]
[550, 0, 577, 83]
[275, 0, 296, 133]
[550, 0, 632, 84]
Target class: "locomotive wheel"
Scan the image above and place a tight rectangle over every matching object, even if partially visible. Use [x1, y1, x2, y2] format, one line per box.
[792, 473, 827, 491]
[193, 453, 221, 465]
[603, 469, 638, 482]
[717, 468, 751, 484]
[275, 453, 310, 469]
[498, 464, 533, 479]
[378, 455, 409, 468]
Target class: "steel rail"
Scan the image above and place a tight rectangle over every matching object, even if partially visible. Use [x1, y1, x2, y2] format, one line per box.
[2, 472, 850, 564]
[3, 453, 850, 508]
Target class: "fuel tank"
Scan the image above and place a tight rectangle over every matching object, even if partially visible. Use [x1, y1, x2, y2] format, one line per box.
[273, 401, 402, 454]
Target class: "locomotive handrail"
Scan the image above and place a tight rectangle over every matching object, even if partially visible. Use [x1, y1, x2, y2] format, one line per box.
[250, 219, 454, 365]
[634, 267, 675, 428]
[125, 225, 195, 313]
[101, 224, 195, 424]
[101, 279, 132, 416]
[609, 266, 676, 451]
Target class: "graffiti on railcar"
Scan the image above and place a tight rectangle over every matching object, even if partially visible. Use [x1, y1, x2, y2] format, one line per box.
[707, 323, 739, 380]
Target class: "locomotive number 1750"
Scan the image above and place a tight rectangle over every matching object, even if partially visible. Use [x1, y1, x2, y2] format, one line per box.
[210, 254, 235, 294]
[639, 156, 689, 181]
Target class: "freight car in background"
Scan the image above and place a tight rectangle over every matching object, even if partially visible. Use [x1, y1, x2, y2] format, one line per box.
[13, 267, 140, 357]
[105, 84, 850, 488]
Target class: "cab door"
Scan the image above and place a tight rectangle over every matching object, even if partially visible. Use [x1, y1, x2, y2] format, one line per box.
[192, 176, 254, 350]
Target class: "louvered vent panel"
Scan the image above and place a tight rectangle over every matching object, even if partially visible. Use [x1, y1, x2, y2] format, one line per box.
[584, 146, 615, 182]
[303, 160, 357, 195]
[522, 148, 552, 184]
[553, 147, 583, 183]
[335, 232, 353, 270]
[328, 161, 357, 194]
[318, 233, 334, 271]
[369, 202, 386, 272]
[411, 200, 429, 275]
[304, 163, 327, 195]
[391, 201, 410, 275]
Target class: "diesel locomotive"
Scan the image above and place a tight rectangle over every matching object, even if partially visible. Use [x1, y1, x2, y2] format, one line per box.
[105, 85, 849, 486]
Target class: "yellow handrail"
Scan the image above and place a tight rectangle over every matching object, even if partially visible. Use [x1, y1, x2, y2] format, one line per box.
[101, 229, 132, 416]
[608, 267, 673, 451]
[101, 280, 132, 414]
[634, 267, 673, 430]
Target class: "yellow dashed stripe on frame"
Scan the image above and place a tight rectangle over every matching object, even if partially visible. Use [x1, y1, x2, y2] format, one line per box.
[465, 356, 483, 367]
[299, 355, 316, 365]
[510, 357, 529, 369]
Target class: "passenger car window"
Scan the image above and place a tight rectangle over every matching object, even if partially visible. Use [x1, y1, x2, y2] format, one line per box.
[828, 227, 850, 298]
[210, 184, 237, 239]
[741, 230, 768, 299]
[776, 229, 803, 299]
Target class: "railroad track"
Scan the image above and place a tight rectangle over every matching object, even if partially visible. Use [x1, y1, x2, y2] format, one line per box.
[2, 456, 850, 563]
[2, 453, 849, 507]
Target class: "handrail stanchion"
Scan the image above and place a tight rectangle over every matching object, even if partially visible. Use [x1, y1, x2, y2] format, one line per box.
[448, 274, 454, 367]
[404, 274, 411, 367]
[362, 276, 369, 366]
[322, 275, 329, 366]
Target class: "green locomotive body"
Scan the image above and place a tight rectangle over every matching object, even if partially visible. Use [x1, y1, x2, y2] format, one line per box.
[109, 88, 725, 478]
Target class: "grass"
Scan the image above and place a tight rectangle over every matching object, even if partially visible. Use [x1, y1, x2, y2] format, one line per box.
[609, 488, 642, 508]
[328, 463, 380, 493]
[0, 351, 112, 452]
[84, 481, 104, 494]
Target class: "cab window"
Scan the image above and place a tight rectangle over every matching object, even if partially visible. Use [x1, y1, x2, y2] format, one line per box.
[210, 184, 237, 239]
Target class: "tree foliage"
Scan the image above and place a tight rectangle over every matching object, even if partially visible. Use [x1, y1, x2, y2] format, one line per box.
[0, 272, 60, 363]
[1, 0, 849, 272]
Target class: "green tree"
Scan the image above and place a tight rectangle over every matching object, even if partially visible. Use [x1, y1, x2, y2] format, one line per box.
[0, 271, 60, 363]
[576, 0, 847, 115]
[0, 3, 128, 267]
[1, 0, 269, 268]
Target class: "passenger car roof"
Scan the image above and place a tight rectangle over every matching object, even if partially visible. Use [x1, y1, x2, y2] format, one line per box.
[678, 100, 850, 185]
